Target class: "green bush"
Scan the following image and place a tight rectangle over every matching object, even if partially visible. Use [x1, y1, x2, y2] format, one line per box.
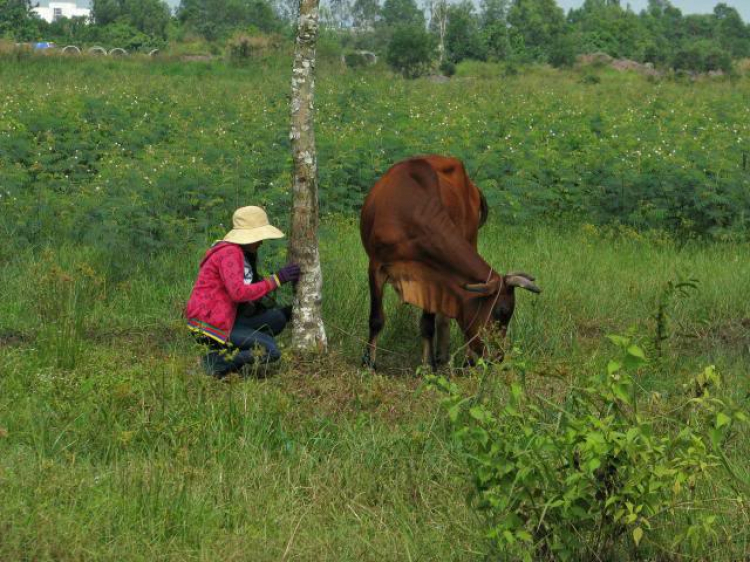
[579, 72, 601, 84]
[439, 59, 456, 77]
[430, 337, 748, 560]
[673, 40, 733, 73]
[386, 24, 435, 78]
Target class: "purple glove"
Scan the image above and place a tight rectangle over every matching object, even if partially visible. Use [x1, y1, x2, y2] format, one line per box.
[276, 263, 301, 285]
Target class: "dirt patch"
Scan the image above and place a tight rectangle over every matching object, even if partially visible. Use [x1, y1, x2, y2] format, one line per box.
[576, 319, 610, 340]
[577, 53, 661, 77]
[695, 318, 750, 347]
[0, 330, 32, 347]
[181, 54, 213, 62]
[276, 352, 438, 425]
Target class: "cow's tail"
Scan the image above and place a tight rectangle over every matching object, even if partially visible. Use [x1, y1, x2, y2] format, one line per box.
[478, 189, 489, 229]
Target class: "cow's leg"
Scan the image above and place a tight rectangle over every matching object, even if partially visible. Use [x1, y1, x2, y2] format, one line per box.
[435, 314, 451, 366]
[363, 264, 385, 370]
[420, 312, 437, 370]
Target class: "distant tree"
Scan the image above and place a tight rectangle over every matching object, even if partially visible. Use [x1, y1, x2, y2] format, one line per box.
[352, 0, 379, 28]
[380, 0, 424, 29]
[92, 0, 171, 40]
[94, 20, 152, 49]
[178, 0, 281, 41]
[681, 13, 713, 39]
[548, 30, 577, 66]
[427, 0, 448, 62]
[568, 0, 649, 59]
[271, 0, 299, 22]
[639, 0, 683, 65]
[480, 0, 508, 26]
[713, 3, 750, 58]
[480, 0, 510, 60]
[444, 0, 486, 63]
[43, 15, 92, 44]
[0, 0, 42, 41]
[328, 0, 352, 28]
[386, 23, 434, 77]
[507, 0, 566, 62]
[673, 39, 732, 72]
[645, 0, 671, 17]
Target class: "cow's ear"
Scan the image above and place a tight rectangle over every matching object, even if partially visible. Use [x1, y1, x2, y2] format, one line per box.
[464, 278, 501, 295]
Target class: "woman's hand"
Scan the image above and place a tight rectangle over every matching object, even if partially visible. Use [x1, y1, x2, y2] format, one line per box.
[276, 263, 301, 285]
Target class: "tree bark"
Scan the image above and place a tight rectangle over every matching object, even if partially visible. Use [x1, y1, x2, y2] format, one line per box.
[289, 0, 327, 353]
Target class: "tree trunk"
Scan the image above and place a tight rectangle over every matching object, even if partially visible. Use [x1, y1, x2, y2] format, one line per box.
[289, 0, 327, 353]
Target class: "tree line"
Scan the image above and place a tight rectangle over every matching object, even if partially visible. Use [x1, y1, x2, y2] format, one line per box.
[1, 0, 749, 74]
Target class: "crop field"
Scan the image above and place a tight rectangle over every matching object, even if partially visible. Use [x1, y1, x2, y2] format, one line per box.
[1, 56, 749, 560]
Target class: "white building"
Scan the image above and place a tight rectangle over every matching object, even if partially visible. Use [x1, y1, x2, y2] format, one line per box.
[32, 2, 91, 23]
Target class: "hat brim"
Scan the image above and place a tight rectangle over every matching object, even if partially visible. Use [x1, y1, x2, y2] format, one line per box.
[223, 225, 285, 245]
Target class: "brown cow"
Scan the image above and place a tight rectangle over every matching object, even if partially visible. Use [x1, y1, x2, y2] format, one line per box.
[360, 155, 540, 369]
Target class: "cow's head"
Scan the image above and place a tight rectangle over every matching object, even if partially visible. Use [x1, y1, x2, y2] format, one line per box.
[462, 272, 541, 358]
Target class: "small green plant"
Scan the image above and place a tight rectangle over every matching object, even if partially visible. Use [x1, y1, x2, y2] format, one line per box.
[439, 59, 456, 77]
[386, 24, 436, 78]
[33, 252, 105, 370]
[579, 72, 601, 85]
[429, 337, 746, 560]
[653, 277, 698, 358]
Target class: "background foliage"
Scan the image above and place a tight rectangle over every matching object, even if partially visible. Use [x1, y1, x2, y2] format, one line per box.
[2, 0, 750, 76]
[1, 56, 749, 277]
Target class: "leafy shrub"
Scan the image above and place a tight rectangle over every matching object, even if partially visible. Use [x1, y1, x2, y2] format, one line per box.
[503, 61, 520, 76]
[343, 50, 376, 69]
[386, 24, 435, 78]
[549, 33, 577, 68]
[227, 32, 279, 62]
[673, 40, 733, 73]
[454, 59, 503, 78]
[430, 337, 747, 560]
[317, 31, 344, 62]
[33, 251, 106, 369]
[439, 59, 456, 77]
[579, 72, 601, 84]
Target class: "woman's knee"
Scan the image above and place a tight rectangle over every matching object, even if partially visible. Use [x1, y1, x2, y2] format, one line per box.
[262, 309, 288, 336]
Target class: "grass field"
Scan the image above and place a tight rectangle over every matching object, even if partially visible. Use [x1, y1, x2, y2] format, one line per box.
[1, 221, 749, 560]
[1, 56, 749, 560]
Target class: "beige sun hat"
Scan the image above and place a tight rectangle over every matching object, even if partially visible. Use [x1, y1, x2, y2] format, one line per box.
[223, 206, 285, 245]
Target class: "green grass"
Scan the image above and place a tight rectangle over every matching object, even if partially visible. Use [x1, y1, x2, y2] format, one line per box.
[1, 222, 748, 560]
[2, 55, 749, 257]
[2, 55, 750, 560]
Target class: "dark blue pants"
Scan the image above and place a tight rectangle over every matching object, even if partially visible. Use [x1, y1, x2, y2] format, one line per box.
[200, 308, 288, 377]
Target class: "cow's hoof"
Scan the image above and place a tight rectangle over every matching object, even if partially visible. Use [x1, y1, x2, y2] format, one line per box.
[361, 350, 377, 371]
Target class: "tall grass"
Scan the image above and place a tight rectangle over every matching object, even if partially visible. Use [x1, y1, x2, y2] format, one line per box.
[2, 55, 749, 560]
[1, 222, 748, 560]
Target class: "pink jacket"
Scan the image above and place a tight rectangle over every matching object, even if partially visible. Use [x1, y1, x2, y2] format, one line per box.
[186, 242, 280, 343]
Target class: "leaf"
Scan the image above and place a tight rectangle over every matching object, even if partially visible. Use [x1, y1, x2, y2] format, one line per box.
[709, 427, 722, 446]
[633, 527, 644, 547]
[516, 530, 532, 542]
[606, 334, 629, 348]
[607, 360, 621, 375]
[613, 383, 631, 405]
[627, 344, 646, 361]
[448, 404, 460, 423]
[469, 406, 486, 423]
[716, 412, 731, 429]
